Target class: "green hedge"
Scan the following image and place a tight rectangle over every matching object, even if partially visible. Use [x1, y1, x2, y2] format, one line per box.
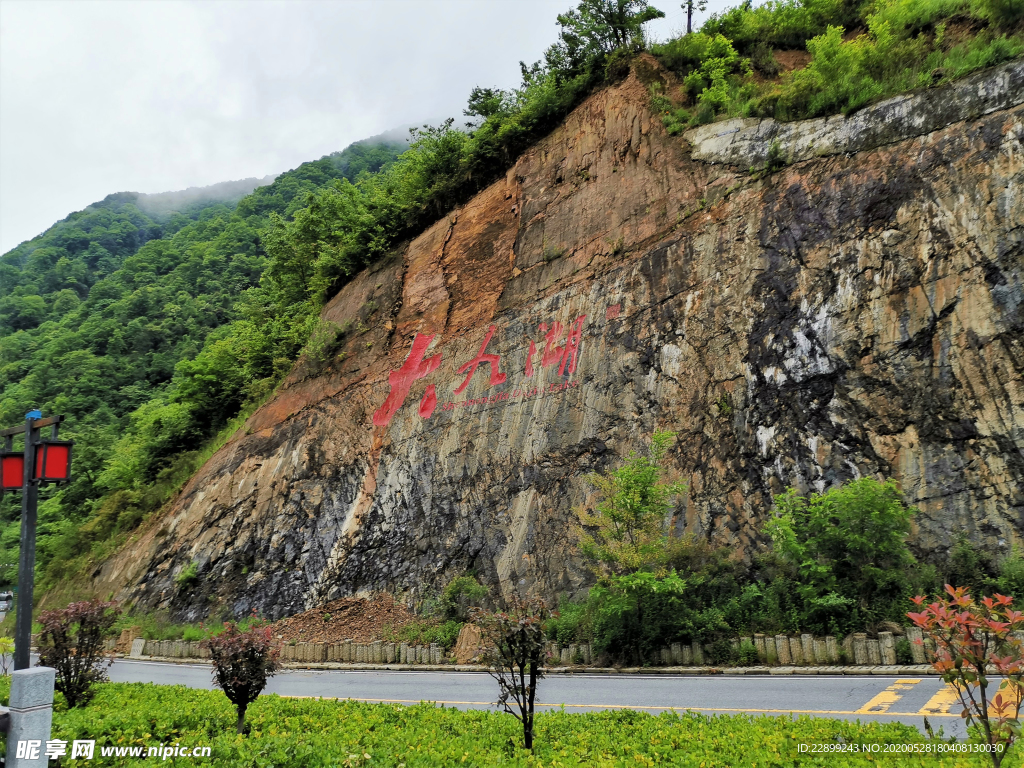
[0, 679, 1006, 766]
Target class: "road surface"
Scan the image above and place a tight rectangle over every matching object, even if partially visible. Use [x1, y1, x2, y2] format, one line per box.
[106, 660, 967, 738]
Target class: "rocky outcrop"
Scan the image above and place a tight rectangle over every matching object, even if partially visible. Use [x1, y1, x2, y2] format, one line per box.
[686, 60, 1023, 167]
[93, 61, 1024, 621]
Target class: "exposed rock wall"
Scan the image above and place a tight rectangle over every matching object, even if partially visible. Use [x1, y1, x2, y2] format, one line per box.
[93, 62, 1023, 620]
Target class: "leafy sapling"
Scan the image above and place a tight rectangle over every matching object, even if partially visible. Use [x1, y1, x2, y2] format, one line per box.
[471, 597, 555, 751]
[202, 620, 282, 734]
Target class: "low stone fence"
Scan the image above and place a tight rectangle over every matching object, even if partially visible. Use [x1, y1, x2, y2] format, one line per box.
[115, 638, 445, 664]
[279, 640, 443, 664]
[110, 628, 1024, 667]
[549, 629, 1024, 667]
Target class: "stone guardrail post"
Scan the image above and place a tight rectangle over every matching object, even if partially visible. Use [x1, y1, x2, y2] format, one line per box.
[3, 666, 56, 767]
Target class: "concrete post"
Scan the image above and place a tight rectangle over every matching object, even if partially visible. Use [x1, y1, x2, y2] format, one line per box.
[129, 638, 146, 659]
[867, 639, 882, 665]
[789, 637, 803, 665]
[813, 639, 828, 664]
[801, 635, 814, 665]
[842, 634, 855, 663]
[878, 632, 896, 665]
[753, 634, 767, 663]
[4, 667, 55, 768]
[670, 643, 683, 665]
[825, 636, 838, 663]
[774, 635, 791, 665]
[906, 627, 926, 663]
[853, 634, 868, 665]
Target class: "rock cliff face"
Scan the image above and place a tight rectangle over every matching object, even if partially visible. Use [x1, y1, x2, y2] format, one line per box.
[93, 60, 1024, 620]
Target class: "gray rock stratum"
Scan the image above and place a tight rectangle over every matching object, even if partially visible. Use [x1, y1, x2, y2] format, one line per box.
[92, 60, 1023, 620]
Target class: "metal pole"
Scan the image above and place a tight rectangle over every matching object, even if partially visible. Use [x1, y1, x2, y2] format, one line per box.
[15, 418, 38, 670]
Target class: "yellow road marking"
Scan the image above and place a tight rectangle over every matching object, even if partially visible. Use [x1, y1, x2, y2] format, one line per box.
[856, 679, 922, 714]
[918, 684, 962, 716]
[279, 694, 958, 716]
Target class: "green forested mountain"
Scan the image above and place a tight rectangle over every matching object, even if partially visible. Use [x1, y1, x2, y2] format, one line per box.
[0, 139, 406, 588]
[1, 0, 1020, 596]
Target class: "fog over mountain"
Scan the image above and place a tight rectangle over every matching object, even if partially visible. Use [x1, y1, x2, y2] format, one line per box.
[0, 0, 720, 254]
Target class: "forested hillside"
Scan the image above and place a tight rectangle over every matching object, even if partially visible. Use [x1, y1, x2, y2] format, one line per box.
[0, 139, 405, 590]
[1, 0, 1021, 601]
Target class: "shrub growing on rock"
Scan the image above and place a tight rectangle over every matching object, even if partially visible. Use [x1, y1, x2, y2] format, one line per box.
[37, 599, 120, 707]
[202, 620, 281, 734]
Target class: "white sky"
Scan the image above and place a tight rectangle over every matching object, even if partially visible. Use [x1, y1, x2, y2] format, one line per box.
[0, 0, 729, 254]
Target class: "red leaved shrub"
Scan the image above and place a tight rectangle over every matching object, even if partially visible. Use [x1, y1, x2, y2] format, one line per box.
[201, 621, 281, 734]
[908, 585, 1024, 767]
[37, 599, 120, 708]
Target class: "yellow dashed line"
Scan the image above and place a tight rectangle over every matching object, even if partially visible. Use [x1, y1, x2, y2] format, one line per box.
[918, 684, 963, 716]
[856, 679, 922, 714]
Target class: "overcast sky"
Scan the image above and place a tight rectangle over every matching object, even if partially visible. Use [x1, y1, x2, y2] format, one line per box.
[0, 0, 730, 254]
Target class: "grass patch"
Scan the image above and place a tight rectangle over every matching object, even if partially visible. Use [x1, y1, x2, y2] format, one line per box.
[0, 679, 1003, 766]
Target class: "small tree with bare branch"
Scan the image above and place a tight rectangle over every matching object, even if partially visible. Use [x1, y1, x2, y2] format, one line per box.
[471, 597, 555, 751]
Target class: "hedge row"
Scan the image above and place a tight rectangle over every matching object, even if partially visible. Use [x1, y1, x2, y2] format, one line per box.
[0, 680, 1006, 766]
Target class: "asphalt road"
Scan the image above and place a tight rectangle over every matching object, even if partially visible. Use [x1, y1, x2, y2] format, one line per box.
[106, 660, 968, 738]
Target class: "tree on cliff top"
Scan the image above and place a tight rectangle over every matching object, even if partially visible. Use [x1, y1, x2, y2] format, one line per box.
[556, 0, 665, 65]
[578, 430, 687, 573]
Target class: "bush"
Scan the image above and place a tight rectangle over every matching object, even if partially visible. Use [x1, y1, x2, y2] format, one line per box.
[996, 546, 1024, 599]
[973, 0, 1024, 25]
[895, 637, 914, 665]
[545, 599, 594, 645]
[578, 430, 686, 573]
[175, 560, 200, 591]
[37, 599, 120, 707]
[440, 575, 488, 621]
[736, 640, 760, 666]
[706, 638, 738, 665]
[201, 620, 281, 734]
[766, 478, 920, 628]
[384, 618, 464, 650]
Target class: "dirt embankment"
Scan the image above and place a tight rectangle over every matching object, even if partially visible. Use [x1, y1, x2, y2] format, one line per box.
[269, 594, 417, 644]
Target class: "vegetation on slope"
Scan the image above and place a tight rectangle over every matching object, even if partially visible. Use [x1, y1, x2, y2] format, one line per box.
[0, 141, 405, 591]
[650, 0, 1024, 131]
[0, 0, 1019, 605]
[556, 436, 1024, 664]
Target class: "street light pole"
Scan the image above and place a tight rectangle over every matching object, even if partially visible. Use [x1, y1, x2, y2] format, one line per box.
[0, 412, 72, 671]
[14, 417, 39, 671]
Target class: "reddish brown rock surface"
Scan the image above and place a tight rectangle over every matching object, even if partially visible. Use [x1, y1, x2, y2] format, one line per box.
[270, 594, 416, 645]
[91, 61, 1023, 622]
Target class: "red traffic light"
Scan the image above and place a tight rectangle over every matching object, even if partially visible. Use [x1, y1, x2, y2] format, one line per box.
[34, 440, 73, 484]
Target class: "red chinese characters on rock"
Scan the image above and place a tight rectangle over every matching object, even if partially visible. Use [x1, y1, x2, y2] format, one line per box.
[525, 315, 586, 378]
[453, 325, 507, 395]
[372, 333, 442, 427]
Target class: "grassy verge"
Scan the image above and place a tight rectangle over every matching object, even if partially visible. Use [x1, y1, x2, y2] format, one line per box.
[0, 679, 1006, 766]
